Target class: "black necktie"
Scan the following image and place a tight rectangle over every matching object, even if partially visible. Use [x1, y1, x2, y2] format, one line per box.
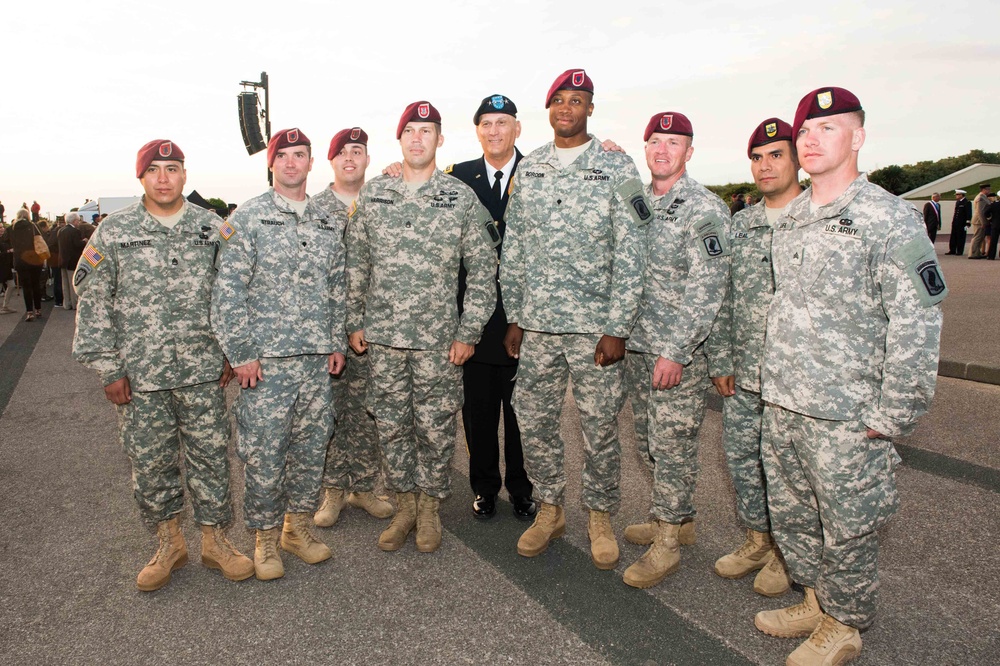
[492, 170, 503, 200]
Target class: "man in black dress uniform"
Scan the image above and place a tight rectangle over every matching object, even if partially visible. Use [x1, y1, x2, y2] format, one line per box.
[445, 95, 536, 521]
[948, 189, 972, 255]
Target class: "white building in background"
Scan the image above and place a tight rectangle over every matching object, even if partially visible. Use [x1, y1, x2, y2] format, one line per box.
[901, 163, 1000, 237]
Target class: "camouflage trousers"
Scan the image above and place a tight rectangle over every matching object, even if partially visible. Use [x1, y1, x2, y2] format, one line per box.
[117, 381, 232, 529]
[323, 348, 380, 492]
[367, 344, 462, 499]
[625, 351, 708, 523]
[234, 355, 333, 530]
[761, 404, 901, 629]
[721, 384, 770, 532]
[513, 331, 625, 512]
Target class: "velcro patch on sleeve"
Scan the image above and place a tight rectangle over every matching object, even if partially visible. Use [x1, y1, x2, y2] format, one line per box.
[617, 178, 651, 226]
[220, 220, 236, 240]
[696, 221, 730, 259]
[894, 237, 947, 306]
[481, 220, 502, 248]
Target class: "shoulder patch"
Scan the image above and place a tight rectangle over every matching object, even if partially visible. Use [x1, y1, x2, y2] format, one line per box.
[507, 179, 515, 197]
[444, 164, 454, 174]
[82, 244, 104, 268]
[894, 237, 947, 306]
[481, 220, 502, 248]
[74, 263, 92, 287]
[220, 219, 236, 240]
[617, 177, 651, 226]
[348, 200, 357, 218]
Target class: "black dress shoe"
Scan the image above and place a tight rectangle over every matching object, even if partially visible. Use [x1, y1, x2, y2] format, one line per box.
[511, 495, 537, 521]
[473, 494, 496, 519]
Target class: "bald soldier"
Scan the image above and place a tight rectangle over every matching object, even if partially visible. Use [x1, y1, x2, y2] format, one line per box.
[312, 128, 395, 527]
[73, 140, 253, 591]
[705, 118, 800, 598]
[754, 88, 945, 666]
[346, 101, 497, 553]
[620, 112, 731, 589]
[212, 128, 347, 580]
[500, 69, 649, 570]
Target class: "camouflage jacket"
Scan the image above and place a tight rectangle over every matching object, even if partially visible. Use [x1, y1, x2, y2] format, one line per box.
[345, 169, 498, 350]
[627, 174, 730, 365]
[703, 200, 773, 390]
[211, 188, 346, 366]
[500, 136, 650, 337]
[72, 201, 225, 391]
[761, 175, 946, 436]
[311, 184, 351, 237]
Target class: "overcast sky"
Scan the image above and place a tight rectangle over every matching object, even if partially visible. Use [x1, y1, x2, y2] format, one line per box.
[2, 0, 996, 218]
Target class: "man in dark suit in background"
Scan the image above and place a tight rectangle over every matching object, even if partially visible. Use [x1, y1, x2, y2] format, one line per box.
[923, 192, 941, 244]
[445, 95, 536, 521]
[948, 189, 972, 255]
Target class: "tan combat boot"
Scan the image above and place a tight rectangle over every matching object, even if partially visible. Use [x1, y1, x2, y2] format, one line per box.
[254, 527, 284, 580]
[755, 587, 823, 638]
[137, 516, 188, 592]
[348, 491, 395, 519]
[200, 525, 254, 582]
[280, 513, 332, 564]
[786, 614, 862, 666]
[516, 502, 565, 557]
[314, 488, 346, 527]
[378, 492, 418, 551]
[754, 546, 792, 597]
[715, 528, 774, 579]
[623, 519, 681, 588]
[415, 492, 442, 553]
[624, 517, 696, 546]
[588, 510, 619, 570]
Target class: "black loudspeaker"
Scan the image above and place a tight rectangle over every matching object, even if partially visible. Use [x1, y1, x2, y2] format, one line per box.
[238, 92, 267, 155]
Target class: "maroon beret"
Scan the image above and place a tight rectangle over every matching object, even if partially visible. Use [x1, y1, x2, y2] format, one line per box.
[135, 140, 184, 179]
[328, 127, 368, 160]
[545, 69, 594, 108]
[747, 117, 794, 158]
[267, 128, 311, 168]
[643, 112, 693, 141]
[792, 87, 863, 139]
[396, 101, 441, 140]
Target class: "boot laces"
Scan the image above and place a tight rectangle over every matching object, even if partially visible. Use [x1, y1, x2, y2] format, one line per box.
[809, 615, 842, 648]
[152, 523, 176, 563]
[417, 499, 439, 530]
[589, 512, 612, 537]
[212, 528, 238, 555]
[787, 597, 815, 618]
[733, 530, 764, 558]
[260, 533, 279, 560]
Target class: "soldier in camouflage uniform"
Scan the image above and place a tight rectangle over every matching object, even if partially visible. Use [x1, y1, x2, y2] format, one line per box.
[211, 128, 347, 581]
[73, 139, 253, 592]
[754, 88, 946, 666]
[704, 118, 800, 598]
[499, 69, 649, 571]
[619, 112, 731, 589]
[346, 101, 497, 554]
[311, 127, 394, 528]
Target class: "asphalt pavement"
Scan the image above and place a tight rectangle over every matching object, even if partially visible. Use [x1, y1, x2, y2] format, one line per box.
[1, 243, 998, 665]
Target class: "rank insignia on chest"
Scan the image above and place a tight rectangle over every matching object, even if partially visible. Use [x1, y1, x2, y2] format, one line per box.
[220, 220, 236, 240]
[83, 244, 104, 267]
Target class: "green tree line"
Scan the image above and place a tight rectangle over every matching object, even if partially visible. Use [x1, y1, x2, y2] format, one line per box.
[708, 150, 998, 200]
